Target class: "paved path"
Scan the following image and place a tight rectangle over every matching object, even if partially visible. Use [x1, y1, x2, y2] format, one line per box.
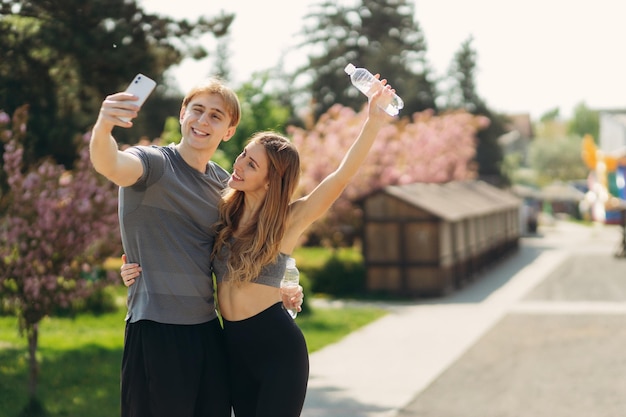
[302, 220, 626, 417]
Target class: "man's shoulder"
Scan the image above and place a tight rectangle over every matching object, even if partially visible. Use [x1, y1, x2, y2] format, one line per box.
[208, 161, 230, 183]
[123, 145, 170, 187]
[126, 144, 168, 158]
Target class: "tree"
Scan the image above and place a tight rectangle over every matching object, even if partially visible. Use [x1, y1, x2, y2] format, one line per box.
[297, 0, 438, 120]
[445, 36, 484, 112]
[210, 14, 234, 82]
[214, 71, 292, 169]
[568, 101, 599, 139]
[0, 0, 234, 169]
[290, 105, 487, 246]
[0, 106, 120, 411]
[447, 36, 506, 185]
[535, 109, 569, 139]
[540, 107, 560, 122]
[528, 134, 589, 186]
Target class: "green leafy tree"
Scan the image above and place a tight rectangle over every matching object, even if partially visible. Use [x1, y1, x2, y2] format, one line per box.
[217, 71, 291, 170]
[160, 116, 183, 146]
[540, 107, 560, 122]
[446, 36, 484, 112]
[568, 101, 599, 139]
[529, 135, 589, 186]
[0, 0, 234, 168]
[297, 0, 438, 120]
[212, 27, 233, 81]
[447, 36, 506, 185]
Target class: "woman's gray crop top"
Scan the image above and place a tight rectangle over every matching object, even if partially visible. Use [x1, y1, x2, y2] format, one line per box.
[213, 245, 288, 288]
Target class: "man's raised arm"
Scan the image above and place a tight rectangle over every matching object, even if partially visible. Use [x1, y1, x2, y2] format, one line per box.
[90, 92, 144, 187]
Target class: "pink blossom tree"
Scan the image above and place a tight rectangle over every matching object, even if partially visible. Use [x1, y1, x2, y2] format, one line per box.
[289, 104, 489, 246]
[0, 105, 120, 405]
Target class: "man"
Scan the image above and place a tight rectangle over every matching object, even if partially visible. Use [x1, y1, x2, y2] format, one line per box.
[90, 77, 301, 417]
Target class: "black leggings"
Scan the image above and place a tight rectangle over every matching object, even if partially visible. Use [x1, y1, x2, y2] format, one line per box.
[223, 302, 309, 417]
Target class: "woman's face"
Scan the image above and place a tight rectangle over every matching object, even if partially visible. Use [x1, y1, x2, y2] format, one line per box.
[229, 141, 270, 195]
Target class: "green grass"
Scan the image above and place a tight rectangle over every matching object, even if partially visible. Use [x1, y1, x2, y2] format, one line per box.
[292, 245, 362, 268]
[0, 310, 126, 417]
[298, 306, 386, 352]
[0, 286, 386, 417]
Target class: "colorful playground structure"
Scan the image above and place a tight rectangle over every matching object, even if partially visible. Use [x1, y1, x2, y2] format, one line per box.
[581, 134, 626, 225]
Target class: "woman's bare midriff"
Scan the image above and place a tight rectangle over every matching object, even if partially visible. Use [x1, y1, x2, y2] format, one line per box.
[217, 281, 282, 321]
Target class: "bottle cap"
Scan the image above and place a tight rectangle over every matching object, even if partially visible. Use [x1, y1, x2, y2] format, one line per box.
[344, 63, 356, 75]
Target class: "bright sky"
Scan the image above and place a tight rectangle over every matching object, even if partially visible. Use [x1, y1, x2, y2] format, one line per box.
[141, 0, 626, 120]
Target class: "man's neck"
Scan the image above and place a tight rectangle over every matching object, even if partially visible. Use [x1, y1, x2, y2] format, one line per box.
[176, 143, 214, 173]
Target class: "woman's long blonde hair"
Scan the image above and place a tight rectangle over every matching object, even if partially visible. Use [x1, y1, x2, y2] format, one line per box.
[211, 131, 300, 284]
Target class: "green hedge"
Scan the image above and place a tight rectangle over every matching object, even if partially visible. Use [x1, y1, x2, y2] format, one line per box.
[294, 247, 366, 298]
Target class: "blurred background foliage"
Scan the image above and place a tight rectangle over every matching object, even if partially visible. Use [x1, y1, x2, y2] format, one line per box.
[0, 0, 601, 251]
[0, 0, 508, 182]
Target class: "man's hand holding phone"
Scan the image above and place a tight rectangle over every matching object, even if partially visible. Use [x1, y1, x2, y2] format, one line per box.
[95, 73, 157, 130]
[118, 73, 156, 123]
[90, 74, 157, 186]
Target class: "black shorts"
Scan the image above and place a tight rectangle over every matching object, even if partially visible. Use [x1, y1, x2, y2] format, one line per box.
[223, 302, 309, 417]
[121, 319, 231, 417]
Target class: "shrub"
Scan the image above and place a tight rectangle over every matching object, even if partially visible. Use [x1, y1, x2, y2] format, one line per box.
[308, 252, 366, 297]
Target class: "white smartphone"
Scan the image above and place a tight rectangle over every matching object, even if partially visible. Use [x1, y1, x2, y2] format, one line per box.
[119, 73, 157, 122]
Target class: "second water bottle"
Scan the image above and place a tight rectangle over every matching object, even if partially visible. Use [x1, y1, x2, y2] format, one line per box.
[344, 63, 404, 116]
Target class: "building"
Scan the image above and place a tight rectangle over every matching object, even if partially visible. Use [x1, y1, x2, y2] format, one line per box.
[361, 180, 520, 297]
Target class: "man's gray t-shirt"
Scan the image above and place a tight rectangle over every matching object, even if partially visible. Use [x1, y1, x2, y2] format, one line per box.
[119, 144, 229, 325]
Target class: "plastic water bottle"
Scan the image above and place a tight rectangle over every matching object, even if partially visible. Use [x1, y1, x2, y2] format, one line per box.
[344, 63, 404, 116]
[280, 257, 300, 319]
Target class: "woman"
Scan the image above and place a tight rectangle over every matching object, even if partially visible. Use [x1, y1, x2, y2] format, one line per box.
[121, 77, 396, 416]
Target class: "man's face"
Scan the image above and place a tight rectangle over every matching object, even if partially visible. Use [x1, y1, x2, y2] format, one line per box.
[179, 92, 235, 153]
